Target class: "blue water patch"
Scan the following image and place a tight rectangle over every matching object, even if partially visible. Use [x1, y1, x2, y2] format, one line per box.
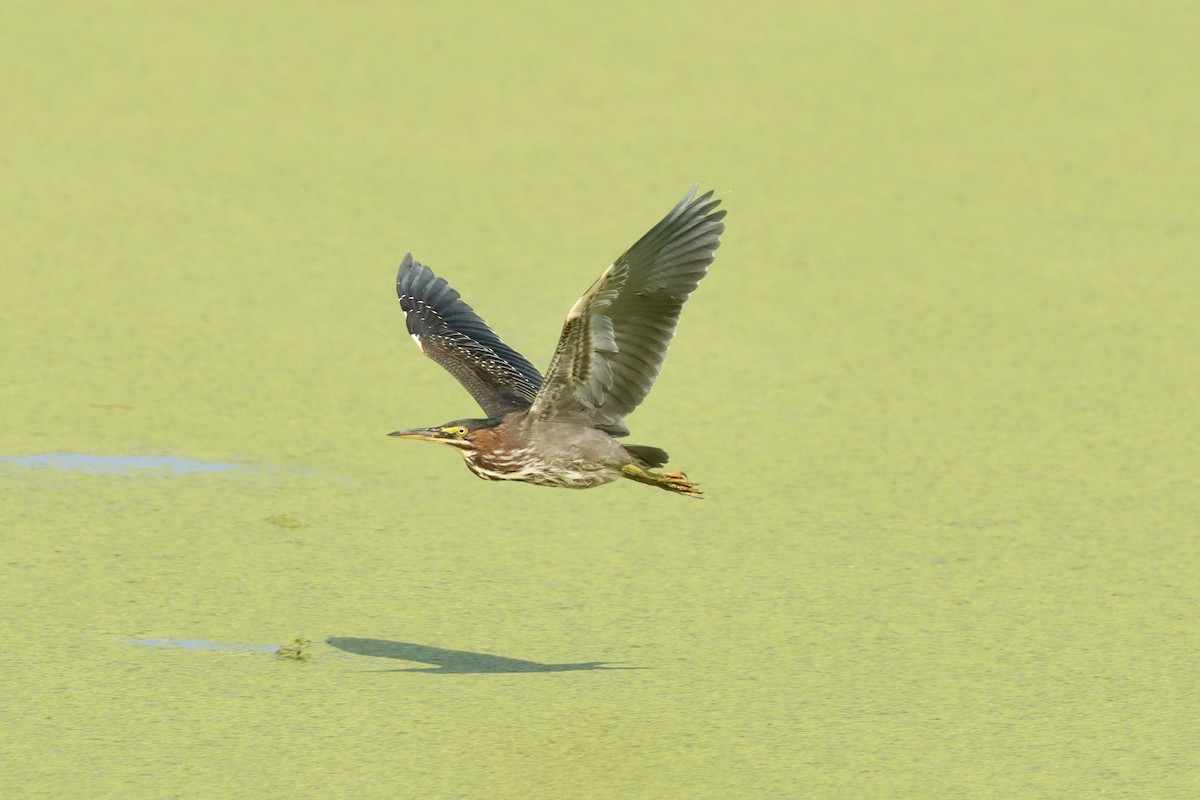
[128, 638, 278, 654]
[1, 453, 239, 475]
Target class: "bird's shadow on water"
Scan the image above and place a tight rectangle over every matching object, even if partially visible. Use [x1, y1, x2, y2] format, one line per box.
[327, 637, 644, 674]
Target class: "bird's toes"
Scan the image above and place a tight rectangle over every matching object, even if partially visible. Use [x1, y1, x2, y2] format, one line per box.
[662, 471, 703, 498]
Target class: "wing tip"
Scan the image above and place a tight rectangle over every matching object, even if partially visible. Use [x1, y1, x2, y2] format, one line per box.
[396, 252, 423, 295]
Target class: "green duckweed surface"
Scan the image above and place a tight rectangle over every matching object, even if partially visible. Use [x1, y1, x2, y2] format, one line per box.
[2, 2, 1197, 797]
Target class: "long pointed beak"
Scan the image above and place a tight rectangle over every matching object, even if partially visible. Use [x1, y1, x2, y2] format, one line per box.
[387, 427, 444, 442]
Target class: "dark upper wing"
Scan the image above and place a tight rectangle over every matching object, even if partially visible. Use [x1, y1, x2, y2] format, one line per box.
[528, 187, 725, 433]
[396, 255, 543, 416]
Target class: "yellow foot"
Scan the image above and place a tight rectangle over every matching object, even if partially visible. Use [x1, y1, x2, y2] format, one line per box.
[621, 464, 703, 498]
[660, 471, 703, 498]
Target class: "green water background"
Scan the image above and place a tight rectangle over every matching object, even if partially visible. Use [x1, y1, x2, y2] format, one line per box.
[2, 2, 1197, 797]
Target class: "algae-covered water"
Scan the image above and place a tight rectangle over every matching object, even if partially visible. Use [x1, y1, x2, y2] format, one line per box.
[3, 2, 1198, 797]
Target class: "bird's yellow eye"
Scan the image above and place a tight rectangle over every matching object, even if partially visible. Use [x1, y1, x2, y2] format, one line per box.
[443, 425, 469, 437]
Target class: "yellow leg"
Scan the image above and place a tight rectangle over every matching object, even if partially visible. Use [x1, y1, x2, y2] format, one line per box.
[621, 464, 703, 498]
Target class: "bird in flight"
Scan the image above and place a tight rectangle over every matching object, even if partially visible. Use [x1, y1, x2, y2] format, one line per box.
[389, 187, 725, 497]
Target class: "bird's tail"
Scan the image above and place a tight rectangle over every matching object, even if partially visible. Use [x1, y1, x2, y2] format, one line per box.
[623, 444, 669, 468]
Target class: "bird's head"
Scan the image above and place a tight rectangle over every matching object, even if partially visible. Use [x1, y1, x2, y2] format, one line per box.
[387, 418, 500, 450]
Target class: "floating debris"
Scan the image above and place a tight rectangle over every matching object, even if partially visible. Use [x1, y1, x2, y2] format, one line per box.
[276, 638, 313, 661]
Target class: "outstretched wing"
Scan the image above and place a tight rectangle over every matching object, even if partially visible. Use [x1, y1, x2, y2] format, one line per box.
[528, 187, 725, 434]
[396, 255, 543, 416]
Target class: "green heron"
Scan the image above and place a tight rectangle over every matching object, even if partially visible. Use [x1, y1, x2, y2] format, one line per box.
[389, 187, 725, 498]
